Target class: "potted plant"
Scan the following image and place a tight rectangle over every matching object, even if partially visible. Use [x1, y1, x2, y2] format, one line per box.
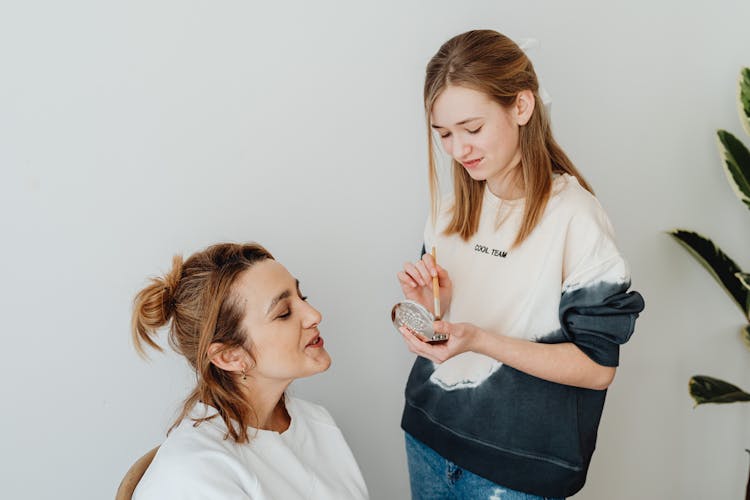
[669, 67, 750, 498]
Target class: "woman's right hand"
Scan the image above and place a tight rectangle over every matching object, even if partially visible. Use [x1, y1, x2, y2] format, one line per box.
[397, 253, 452, 318]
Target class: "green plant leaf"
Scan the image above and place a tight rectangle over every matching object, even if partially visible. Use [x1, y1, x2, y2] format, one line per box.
[738, 272, 750, 291]
[669, 230, 750, 320]
[739, 67, 750, 136]
[717, 130, 750, 210]
[690, 375, 750, 406]
[743, 324, 750, 351]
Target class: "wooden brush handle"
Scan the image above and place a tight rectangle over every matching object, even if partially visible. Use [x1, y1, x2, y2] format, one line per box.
[431, 246, 441, 319]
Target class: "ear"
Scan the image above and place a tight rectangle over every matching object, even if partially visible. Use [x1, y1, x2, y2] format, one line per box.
[208, 343, 250, 373]
[514, 89, 535, 126]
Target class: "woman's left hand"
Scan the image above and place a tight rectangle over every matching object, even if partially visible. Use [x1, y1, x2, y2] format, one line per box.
[399, 320, 485, 364]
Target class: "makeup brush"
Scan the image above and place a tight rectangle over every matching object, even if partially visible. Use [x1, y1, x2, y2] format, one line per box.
[431, 246, 441, 320]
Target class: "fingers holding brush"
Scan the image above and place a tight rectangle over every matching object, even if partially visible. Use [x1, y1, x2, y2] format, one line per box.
[425, 249, 452, 316]
[396, 247, 453, 316]
[401, 261, 429, 287]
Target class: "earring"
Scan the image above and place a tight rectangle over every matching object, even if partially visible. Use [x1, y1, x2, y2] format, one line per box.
[241, 360, 255, 381]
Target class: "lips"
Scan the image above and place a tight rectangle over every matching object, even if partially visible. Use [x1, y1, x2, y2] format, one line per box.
[461, 158, 482, 169]
[306, 335, 324, 348]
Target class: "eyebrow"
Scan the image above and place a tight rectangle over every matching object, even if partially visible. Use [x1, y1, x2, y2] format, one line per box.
[265, 279, 300, 316]
[431, 117, 483, 129]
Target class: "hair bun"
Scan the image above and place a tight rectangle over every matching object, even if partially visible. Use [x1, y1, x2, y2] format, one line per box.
[132, 253, 184, 357]
[161, 255, 184, 319]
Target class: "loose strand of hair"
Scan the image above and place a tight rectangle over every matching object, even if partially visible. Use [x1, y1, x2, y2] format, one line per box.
[427, 124, 440, 229]
[447, 162, 484, 241]
[511, 104, 553, 248]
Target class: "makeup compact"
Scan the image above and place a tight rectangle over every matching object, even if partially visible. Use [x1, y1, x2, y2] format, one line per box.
[391, 300, 448, 343]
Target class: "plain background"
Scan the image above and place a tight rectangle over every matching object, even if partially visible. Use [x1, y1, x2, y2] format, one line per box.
[2, 1, 750, 499]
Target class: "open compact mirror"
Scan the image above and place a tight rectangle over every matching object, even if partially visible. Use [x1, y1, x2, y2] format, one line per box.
[391, 300, 448, 343]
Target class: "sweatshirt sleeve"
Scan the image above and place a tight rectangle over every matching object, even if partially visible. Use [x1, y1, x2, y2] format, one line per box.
[558, 199, 645, 367]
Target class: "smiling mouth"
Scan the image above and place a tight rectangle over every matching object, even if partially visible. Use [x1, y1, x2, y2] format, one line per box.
[462, 158, 482, 169]
[306, 335, 323, 347]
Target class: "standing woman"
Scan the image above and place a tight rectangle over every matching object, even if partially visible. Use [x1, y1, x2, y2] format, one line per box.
[397, 30, 644, 499]
[130, 242, 368, 499]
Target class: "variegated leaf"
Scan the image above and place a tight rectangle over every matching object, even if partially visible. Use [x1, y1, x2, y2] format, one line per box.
[739, 67, 750, 136]
[669, 229, 750, 320]
[717, 130, 750, 210]
[690, 375, 750, 406]
[738, 272, 750, 291]
[743, 324, 750, 351]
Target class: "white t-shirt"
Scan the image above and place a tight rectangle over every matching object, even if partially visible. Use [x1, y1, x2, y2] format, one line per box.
[133, 397, 368, 500]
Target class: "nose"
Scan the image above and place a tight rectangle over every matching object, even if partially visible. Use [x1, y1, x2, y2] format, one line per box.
[451, 138, 471, 160]
[302, 300, 322, 330]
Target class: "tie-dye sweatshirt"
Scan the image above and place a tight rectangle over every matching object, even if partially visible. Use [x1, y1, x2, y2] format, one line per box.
[401, 174, 645, 498]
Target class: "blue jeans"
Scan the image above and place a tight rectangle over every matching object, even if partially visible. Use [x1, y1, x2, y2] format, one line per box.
[405, 433, 565, 500]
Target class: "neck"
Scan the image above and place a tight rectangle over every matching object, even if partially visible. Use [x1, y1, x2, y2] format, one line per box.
[486, 164, 524, 200]
[241, 378, 292, 433]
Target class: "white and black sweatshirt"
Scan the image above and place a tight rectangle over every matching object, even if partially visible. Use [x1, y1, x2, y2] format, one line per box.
[401, 174, 645, 498]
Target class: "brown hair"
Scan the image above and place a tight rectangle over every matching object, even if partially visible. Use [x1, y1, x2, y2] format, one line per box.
[132, 242, 274, 443]
[424, 29, 593, 247]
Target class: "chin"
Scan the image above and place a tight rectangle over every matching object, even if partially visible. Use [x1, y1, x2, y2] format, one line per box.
[462, 167, 488, 181]
[319, 357, 332, 372]
[318, 352, 332, 372]
[308, 350, 332, 375]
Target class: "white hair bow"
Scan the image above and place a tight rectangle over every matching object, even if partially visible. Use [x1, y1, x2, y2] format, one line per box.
[517, 38, 552, 113]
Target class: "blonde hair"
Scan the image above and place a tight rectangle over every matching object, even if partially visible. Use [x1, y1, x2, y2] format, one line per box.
[424, 29, 592, 247]
[132, 242, 273, 443]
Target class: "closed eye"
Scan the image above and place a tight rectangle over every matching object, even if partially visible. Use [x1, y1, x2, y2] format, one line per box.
[440, 132, 451, 139]
[468, 126, 482, 134]
[277, 295, 308, 320]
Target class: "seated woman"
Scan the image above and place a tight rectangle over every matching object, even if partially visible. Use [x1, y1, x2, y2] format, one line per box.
[131, 242, 368, 499]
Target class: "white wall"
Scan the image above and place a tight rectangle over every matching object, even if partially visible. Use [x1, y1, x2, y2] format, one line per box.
[2, 1, 750, 498]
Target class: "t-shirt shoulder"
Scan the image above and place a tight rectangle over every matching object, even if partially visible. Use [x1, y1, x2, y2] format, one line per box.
[133, 416, 255, 499]
[554, 175, 629, 291]
[150, 411, 243, 468]
[549, 174, 606, 219]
